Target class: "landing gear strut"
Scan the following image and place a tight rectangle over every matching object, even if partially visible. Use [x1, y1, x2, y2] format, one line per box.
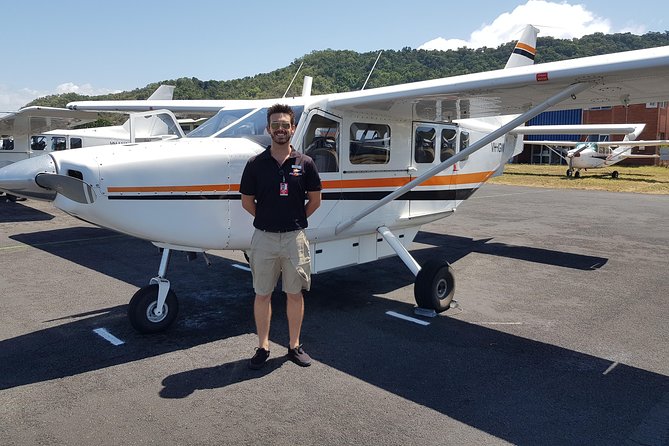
[128, 248, 179, 333]
[378, 226, 455, 313]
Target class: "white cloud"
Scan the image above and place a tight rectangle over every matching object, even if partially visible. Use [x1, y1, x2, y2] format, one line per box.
[55, 82, 120, 96]
[419, 0, 641, 51]
[0, 85, 42, 114]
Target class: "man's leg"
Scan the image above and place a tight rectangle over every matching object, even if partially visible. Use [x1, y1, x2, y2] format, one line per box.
[286, 291, 304, 349]
[254, 293, 272, 350]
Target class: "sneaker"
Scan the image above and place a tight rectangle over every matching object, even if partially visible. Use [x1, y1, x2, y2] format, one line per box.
[287, 345, 312, 367]
[248, 347, 270, 370]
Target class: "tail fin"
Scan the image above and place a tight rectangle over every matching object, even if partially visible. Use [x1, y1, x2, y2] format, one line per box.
[504, 25, 539, 69]
[147, 85, 175, 100]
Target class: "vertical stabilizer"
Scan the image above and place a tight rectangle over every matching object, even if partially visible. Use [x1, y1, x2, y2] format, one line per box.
[504, 25, 539, 68]
[147, 85, 176, 100]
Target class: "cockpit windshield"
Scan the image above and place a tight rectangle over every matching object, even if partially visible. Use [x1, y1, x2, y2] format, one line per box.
[186, 106, 304, 144]
[187, 108, 255, 138]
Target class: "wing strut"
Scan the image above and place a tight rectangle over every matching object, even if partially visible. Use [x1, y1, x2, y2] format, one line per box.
[335, 82, 593, 235]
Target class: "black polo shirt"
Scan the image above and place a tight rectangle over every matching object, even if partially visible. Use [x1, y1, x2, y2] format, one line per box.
[240, 147, 322, 232]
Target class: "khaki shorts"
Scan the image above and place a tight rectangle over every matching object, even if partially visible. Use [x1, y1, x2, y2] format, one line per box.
[249, 229, 311, 295]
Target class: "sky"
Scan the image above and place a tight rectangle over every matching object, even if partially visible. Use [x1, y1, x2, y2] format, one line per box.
[1, 0, 666, 114]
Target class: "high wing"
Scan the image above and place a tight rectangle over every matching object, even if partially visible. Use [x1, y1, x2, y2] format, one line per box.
[326, 46, 669, 120]
[65, 25, 540, 117]
[67, 99, 257, 115]
[0, 106, 101, 135]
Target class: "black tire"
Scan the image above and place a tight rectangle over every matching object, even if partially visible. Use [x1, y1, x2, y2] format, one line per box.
[414, 259, 456, 312]
[574, 171, 581, 178]
[566, 169, 572, 177]
[127, 284, 179, 333]
[611, 170, 619, 179]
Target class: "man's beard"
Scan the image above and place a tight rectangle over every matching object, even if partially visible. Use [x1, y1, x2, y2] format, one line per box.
[271, 132, 290, 144]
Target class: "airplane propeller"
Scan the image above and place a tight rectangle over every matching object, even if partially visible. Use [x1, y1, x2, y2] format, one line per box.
[35, 173, 97, 204]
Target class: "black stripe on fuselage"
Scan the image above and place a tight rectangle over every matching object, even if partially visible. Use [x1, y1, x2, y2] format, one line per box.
[107, 188, 478, 201]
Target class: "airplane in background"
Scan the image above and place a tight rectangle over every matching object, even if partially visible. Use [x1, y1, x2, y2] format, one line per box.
[529, 138, 666, 178]
[3, 28, 669, 335]
[1, 86, 182, 200]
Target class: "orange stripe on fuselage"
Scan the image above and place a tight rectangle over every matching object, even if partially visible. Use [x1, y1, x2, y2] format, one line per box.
[107, 171, 495, 194]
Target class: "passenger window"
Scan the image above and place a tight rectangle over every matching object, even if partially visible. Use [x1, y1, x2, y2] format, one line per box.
[304, 114, 339, 173]
[52, 137, 67, 151]
[349, 123, 391, 164]
[71, 138, 83, 149]
[31, 136, 47, 151]
[441, 128, 457, 161]
[415, 126, 436, 163]
[460, 130, 470, 161]
[1, 138, 14, 150]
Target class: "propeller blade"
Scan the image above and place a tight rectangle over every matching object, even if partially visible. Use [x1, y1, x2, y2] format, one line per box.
[35, 173, 97, 204]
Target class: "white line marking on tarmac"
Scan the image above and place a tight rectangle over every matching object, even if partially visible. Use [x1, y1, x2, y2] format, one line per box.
[386, 311, 430, 326]
[603, 361, 619, 375]
[474, 322, 524, 325]
[232, 264, 252, 272]
[93, 328, 125, 346]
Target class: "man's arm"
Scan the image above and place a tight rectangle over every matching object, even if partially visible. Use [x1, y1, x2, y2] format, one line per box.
[305, 190, 321, 218]
[241, 194, 256, 217]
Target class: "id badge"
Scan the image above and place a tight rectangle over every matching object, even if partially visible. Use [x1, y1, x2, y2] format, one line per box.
[279, 182, 288, 196]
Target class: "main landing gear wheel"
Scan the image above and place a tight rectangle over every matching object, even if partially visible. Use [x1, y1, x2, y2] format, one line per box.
[414, 259, 456, 312]
[611, 170, 619, 179]
[128, 284, 179, 333]
[574, 171, 581, 178]
[566, 169, 572, 177]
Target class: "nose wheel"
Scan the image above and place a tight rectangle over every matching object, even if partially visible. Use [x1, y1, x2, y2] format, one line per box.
[127, 247, 179, 333]
[128, 284, 179, 333]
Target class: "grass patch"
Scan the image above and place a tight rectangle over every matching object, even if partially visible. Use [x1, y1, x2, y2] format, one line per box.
[489, 164, 669, 194]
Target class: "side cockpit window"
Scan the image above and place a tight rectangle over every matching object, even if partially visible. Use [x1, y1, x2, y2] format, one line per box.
[304, 114, 340, 173]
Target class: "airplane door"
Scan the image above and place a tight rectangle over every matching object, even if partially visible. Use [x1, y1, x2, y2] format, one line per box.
[300, 110, 342, 230]
[410, 123, 458, 217]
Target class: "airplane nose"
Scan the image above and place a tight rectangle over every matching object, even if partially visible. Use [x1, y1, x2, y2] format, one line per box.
[0, 155, 57, 201]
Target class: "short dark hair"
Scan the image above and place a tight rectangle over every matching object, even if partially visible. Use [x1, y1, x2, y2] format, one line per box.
[266, 104, 295, 127]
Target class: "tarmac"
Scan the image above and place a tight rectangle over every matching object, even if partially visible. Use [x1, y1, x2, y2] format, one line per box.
[1, 184, 668, 446]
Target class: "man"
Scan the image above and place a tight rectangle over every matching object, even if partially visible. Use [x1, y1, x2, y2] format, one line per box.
[240, 103, 322, 370]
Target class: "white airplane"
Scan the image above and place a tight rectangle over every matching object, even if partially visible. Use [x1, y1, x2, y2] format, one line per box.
[1, 85, 178, 168]
[0, 108, 184, 201]
[530, 138, 666, 178]
[3, 31, 669, 334]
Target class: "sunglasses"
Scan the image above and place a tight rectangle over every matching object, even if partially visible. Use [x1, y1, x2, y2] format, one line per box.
[270, 122, 292, 130]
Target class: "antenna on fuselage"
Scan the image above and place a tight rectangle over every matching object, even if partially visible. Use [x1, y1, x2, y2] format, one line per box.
[361, 51, 383, 90]
[283, 61, 304, 98]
